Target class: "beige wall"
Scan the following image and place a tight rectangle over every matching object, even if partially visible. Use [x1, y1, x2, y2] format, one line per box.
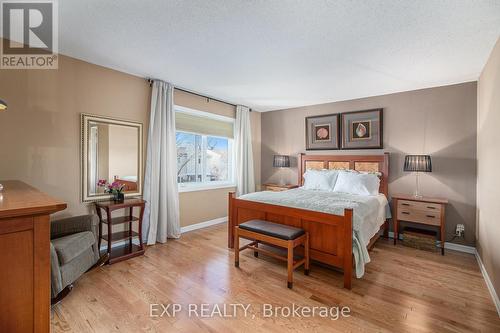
[108, 125, 139, 180]
[0, 49, 261, 229]
[174, 90, 261, 227]
[97, 124, 110, 182]
[0, 54, 150, 218]
[261, 82, 477, 246]
[477, 38, 500, 298]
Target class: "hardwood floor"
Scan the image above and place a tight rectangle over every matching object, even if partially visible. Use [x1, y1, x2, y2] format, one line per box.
[51, 223, 500, 333]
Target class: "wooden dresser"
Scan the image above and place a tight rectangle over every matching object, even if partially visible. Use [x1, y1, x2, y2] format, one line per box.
[0, 181, 66, 333]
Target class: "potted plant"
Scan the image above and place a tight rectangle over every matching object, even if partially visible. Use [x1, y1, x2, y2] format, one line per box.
[97, 179, 125, 202]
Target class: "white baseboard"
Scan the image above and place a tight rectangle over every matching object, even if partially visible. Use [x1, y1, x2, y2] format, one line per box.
[387, 231, 476, 254]
[442, 242, 476, 254]
[475, 250, 500, 317]
[180, 216, 227, 233]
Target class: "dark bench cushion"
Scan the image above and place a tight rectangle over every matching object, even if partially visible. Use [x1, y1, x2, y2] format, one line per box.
[239, 220, 305, 240]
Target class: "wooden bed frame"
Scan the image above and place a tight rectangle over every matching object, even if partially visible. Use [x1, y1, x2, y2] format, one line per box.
[228, 153, 389, 289]
[114, 177, 138, 192]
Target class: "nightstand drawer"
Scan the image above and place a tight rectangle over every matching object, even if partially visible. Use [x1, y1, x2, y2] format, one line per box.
[398, 200, 441, 213]
[266, 186, 288, 192]
[397, 209, 441, 226]
[263, 184, 298, 192]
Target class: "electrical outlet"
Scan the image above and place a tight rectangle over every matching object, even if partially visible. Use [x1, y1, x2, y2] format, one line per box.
[455, 224, 465, 237]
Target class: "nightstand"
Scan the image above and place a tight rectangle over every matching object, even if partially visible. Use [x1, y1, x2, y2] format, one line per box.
[392, 194, 448, 255]
[263, 183, 299, 192]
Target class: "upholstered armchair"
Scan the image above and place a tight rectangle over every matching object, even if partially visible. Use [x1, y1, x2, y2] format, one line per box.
[50, 214, 100, 300]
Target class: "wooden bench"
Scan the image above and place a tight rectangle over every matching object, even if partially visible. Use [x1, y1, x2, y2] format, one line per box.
[234, 220, 310, 289]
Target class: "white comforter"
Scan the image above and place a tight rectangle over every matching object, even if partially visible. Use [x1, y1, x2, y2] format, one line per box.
[238, 188, 389, 278]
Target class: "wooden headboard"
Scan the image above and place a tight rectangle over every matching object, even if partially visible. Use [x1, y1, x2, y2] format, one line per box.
[298, 153, 390, 196]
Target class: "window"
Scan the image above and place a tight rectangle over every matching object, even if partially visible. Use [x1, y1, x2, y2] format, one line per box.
[175, 106, 235, 191]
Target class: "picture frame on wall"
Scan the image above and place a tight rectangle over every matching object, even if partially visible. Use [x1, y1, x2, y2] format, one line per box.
[305, 113, 340, 150]
[341, 108, 383, 149]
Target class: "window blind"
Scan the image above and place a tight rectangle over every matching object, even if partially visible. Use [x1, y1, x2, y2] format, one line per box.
[175, 111, 234, 138]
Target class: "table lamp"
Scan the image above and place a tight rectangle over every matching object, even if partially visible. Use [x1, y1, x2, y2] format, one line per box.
[273, 155, 290, 185]
[0, 99, 7, 111]
[404, 155, 432, 198]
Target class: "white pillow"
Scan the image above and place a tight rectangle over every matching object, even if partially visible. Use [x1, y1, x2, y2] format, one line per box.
[333, 171, 380, 196]
[303, 169, 338, 191]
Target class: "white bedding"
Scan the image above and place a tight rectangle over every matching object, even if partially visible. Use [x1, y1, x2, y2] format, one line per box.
[359, 194, 389, 247]
[238, 188, 390, 278]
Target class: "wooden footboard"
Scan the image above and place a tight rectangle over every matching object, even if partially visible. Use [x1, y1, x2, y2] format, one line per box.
[228, 192, 353, 289]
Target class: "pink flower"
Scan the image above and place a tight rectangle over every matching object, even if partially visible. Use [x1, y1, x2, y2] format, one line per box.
[96, 179, 124, 193]
[97, 179, 108, 187]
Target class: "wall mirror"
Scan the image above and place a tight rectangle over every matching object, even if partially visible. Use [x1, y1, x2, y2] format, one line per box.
[81, 114, 143, 202]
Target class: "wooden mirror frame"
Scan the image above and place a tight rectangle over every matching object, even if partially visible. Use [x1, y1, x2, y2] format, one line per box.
[80, 113, 143, 202]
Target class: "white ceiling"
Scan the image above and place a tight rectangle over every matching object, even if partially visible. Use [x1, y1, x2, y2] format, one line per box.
[56, 0, 500, 111]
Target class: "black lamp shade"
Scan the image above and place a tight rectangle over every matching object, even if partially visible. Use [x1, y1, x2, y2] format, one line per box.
[273, 155, 290, 168]
[404, 155, 432, 172]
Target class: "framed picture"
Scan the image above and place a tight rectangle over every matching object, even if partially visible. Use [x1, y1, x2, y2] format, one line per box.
[305, 114, 340, 150]
[341, 109, 383, 149]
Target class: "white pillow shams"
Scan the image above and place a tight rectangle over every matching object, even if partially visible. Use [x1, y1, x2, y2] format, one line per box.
[333, 171, 380, 196]
[303, 169, 338, 191]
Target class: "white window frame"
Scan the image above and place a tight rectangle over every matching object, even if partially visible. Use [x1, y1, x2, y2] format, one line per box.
[175, 106, 236, 193]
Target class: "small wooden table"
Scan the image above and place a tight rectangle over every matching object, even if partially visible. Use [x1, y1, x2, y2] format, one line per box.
[262, 183, 299, 192]
[392, 194, 448, 255]
[95, 199, 146, 264]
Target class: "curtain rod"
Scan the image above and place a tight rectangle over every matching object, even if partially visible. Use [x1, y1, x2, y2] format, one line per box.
[146, 78, 251, 111]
